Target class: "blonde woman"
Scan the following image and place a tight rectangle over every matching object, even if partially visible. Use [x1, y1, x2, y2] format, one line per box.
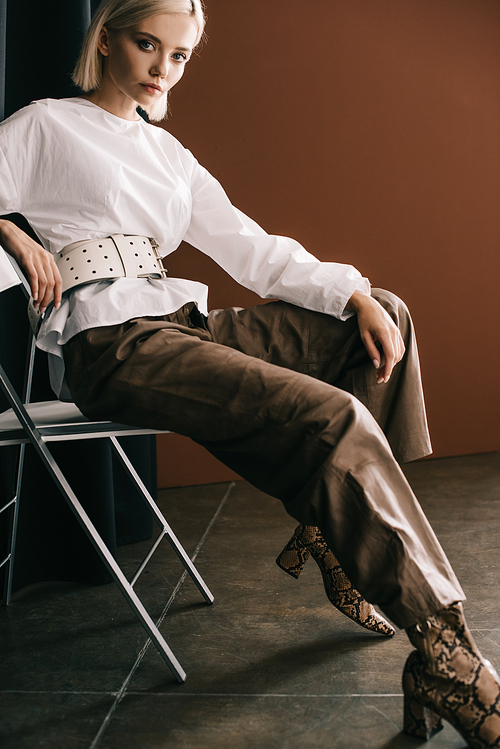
[0, 1, 498, 744]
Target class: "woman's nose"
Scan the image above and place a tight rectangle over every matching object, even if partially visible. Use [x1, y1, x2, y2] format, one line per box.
[151, 54, 169, 78]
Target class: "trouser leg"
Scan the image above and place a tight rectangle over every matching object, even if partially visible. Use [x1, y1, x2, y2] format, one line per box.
[63, 301, 463, 628]
[205, 300, 460, 626]
[207, 289, 431, 463]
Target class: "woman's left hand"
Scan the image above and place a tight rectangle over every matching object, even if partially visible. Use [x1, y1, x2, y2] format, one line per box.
[346, 291, 405, 383]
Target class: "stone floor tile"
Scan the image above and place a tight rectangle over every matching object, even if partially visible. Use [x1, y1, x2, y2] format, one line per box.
[0, 453, 498, 748]
[98, 694, 467, 749]
[0, 692, 116, 749]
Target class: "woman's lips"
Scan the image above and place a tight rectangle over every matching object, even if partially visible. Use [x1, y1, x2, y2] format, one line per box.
[140, 83, 163, 95]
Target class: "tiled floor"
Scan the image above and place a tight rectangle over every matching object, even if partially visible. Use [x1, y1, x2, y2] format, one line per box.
[1, 452, 499, 748]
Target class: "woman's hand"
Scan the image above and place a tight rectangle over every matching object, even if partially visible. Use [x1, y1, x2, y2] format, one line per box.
[0, 219, 62, 313]
[346, 290, 405, 383]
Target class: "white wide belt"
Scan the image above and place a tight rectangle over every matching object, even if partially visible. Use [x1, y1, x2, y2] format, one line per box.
[56, 234, 167, 294]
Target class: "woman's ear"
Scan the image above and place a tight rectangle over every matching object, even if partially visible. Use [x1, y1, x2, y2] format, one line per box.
[96, 26, 110, 57]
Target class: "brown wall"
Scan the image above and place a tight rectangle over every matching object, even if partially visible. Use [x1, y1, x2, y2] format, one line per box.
[156, 0, 500, 488]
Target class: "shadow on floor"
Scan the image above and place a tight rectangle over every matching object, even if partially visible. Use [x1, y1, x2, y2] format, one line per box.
[1, 452, 498, 748]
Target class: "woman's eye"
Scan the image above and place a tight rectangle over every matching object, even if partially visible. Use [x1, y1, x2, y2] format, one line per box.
[138, 40, 154, 51]
[172, 52, 187, 62]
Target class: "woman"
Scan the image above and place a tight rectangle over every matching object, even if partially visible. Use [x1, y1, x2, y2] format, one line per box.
[0, 1, 498, 745]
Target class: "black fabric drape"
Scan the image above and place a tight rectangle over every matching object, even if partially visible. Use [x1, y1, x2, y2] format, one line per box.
[0, 0, 155, 597]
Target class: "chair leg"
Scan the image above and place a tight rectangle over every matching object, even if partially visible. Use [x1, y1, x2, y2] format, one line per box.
[0, 498, 17, 605]
[0, 364, 208, 679]
[3, 497, 19, 606]
[1, 443, 26, 606]
[110, 436, 214, 604]
[30, 439, 189, 682]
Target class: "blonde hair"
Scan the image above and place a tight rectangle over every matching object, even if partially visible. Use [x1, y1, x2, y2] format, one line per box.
[72, 0, 205, 121]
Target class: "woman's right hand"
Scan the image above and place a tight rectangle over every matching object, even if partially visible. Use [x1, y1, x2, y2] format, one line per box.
[345, 290, 405, 384]
[0, 219, 62, 313]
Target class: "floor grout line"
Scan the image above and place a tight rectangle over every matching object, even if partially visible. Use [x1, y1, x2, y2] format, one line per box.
[0, 689, 404, 698]
[88, 481, 236, 749]
[0, 690, 119, 696]
[119, 692, 407, 699]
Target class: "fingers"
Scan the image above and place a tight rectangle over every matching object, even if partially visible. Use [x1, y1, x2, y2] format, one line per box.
[381, 349, 396, 383]
[376, 328, 405, 384]
[53, 268, 63, 311]
[362, 331, 391, 384]
[0, 221, 61, 314]
[38, 258, 62, 313]
[27, 247, 62, 314]
[360, 329, 382, 370]
[356, 295, 406, 384]
[22, 257, 40, 303]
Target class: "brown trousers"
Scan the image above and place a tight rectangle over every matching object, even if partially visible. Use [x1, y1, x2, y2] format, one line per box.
[63, 289, 464, 628]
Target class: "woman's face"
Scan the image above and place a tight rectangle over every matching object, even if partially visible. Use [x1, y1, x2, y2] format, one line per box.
[96, 13, 199, 119]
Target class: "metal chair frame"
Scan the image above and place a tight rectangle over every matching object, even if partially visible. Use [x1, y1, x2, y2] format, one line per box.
[0, 256, 214, 683]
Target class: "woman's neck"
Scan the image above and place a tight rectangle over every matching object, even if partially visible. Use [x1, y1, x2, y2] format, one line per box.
[79, 91, 141, 122]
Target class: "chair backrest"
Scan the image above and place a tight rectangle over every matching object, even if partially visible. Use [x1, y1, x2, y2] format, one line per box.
[0, 247, 21, 293]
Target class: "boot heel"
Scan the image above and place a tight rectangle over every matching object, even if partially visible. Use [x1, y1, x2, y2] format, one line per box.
[403, 692, 443, 739]
[402, 651, 444, 739]
[275, 526, 310, 579]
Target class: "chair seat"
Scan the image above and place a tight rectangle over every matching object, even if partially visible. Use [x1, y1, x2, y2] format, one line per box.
[0, 400, 167, 446]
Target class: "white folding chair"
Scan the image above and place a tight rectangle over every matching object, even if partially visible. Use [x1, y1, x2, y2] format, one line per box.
[0, 253, 214, 683]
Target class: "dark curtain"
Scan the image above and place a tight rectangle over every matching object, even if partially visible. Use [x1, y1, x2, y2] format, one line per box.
[0, 0, 155, 596]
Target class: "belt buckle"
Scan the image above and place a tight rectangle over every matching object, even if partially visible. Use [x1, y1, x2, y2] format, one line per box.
[148, 237, 168, 278]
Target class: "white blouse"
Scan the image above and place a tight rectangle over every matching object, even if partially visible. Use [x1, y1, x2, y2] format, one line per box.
[0, 98, 370, 396]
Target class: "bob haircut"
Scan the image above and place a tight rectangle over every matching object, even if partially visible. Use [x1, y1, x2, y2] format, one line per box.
[73, 0, 205, 122]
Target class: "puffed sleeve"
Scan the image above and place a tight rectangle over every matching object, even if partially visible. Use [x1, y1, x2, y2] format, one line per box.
[183, 158, 370, 320]
[0, 139, 23, 291]
[0, 104, 44, 216]
[0, 144, 20, 214]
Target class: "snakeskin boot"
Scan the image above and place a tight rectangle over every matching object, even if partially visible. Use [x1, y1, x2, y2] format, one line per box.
[276, 524, 395, 637]
[404, 602, 500, 747]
